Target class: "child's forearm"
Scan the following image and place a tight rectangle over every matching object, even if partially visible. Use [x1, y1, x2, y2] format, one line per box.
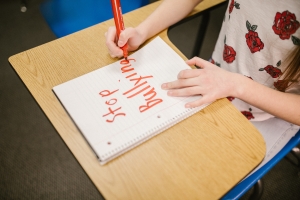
[235, 75, 300, 125]
[136, 0, 202, 43]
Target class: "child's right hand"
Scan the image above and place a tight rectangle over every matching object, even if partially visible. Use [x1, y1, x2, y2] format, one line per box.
[105, 26, 145, 58]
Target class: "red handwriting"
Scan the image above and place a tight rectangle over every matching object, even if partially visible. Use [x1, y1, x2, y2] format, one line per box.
[99, 89, 126, 123]
[120, 58, 163, 112]
[99, 57, 163, 123]
[120, 58, 136, 65]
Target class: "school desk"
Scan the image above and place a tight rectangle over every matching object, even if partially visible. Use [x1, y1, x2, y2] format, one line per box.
[8, 0, 266, 199]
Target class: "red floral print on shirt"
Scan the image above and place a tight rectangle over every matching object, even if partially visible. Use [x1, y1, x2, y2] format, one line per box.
[259, 60, 283, 78]
[223, 36, 236, 63]
[260, 65, 282, 78]
[272, 10, 300, 40]
[223, 44, 236, 63]
[245, 21, 264, 53]
[227, 96, 235, 101]
[274, 80, 289, 92]
[229, 0, 240, 14]
[210, 58, 220, 67]
[241, 110, 254, 120]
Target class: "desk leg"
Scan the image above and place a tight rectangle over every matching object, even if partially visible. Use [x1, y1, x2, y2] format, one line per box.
[248, 179, 264, 200]
[20, 0, 27, 12]
[291, 147, 300, 177]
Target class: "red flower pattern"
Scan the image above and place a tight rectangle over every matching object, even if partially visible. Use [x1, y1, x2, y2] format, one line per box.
[229, 0, 240, 14]
[223, 44, 236, 63]
[245, 30, 264, 53]
[241, 111, 254, 120]
[272, 11, 300, 40]
[220, 5, 299, 121]
[210, 58, 220, 67]
[229, 0, 235, 13]
[259, 65, 283, 78]
[227, 96, 235, 101]
[274, 80, 289, 92]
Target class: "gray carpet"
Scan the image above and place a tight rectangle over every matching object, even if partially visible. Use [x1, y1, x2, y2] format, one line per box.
[0, 0, 299, 199]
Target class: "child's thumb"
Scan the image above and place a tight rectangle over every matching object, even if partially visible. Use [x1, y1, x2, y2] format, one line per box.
[118, 30, 129, 47]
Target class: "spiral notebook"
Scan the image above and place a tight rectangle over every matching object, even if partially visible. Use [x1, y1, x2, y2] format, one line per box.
[53, 37, 210, 164]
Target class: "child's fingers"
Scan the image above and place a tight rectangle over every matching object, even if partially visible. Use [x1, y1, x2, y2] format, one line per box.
[162, 76, 200, 90]
[185, 95, 214, 108]
[186, 57, 210, 69]
[177, 69, 202, 79]
[105, 26, 123, 58]
[166, 86, 201, 97]
[118, 27, 135, 47]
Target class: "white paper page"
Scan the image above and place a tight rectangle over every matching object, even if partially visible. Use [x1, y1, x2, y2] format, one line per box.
[53, 37, 210, 163]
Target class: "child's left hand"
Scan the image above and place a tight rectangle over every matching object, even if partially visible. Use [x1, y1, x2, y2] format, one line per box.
[161, 57, 243, 108]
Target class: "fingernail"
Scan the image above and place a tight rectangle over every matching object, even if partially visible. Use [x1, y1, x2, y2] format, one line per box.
[185, 104, 191, 108]
[167, 91, 173, 96]
[161, 83, 167, 89]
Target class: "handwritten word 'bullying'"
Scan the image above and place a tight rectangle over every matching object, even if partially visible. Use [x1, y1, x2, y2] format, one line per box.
[99, 58, 163, 123]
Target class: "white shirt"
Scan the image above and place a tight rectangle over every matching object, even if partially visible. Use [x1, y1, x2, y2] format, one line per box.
[211, 0, 300, 121]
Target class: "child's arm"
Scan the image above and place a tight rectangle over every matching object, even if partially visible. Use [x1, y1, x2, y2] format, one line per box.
[135, 0, 202, 43]
[105, 0, 202, 58]
[162, 57, 300, 125]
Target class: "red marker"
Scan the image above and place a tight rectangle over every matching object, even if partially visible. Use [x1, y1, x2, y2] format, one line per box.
[110, 0, 128, 60]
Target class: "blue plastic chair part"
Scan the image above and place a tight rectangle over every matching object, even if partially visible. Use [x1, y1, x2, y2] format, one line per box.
[40, 0, 149, 38]
[222, 129, 300, 200]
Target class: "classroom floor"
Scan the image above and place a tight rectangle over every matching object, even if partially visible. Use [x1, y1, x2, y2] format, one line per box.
[0, 0, 299, 199]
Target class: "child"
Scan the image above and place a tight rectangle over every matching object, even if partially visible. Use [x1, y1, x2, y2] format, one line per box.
[105, 0, 300, 126]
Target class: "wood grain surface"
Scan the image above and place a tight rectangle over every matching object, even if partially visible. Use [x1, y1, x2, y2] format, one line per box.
[9, 0, 265, 199]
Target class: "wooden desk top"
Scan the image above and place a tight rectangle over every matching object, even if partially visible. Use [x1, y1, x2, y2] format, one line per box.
[9, 0, 265, 199]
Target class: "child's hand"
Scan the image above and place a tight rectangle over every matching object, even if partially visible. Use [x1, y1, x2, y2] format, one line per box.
[105, 27, 145, 58]
[161, 57, 243, 108]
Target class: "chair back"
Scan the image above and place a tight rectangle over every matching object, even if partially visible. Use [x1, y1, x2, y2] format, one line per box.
[40, 0, 149, 37]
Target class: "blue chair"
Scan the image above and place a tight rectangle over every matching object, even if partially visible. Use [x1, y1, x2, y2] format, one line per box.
[40, 0, 149, 38]
[222, 129, 300, 200]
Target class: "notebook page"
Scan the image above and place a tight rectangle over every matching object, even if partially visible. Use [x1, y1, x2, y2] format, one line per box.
[53, 37, 210, 164]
